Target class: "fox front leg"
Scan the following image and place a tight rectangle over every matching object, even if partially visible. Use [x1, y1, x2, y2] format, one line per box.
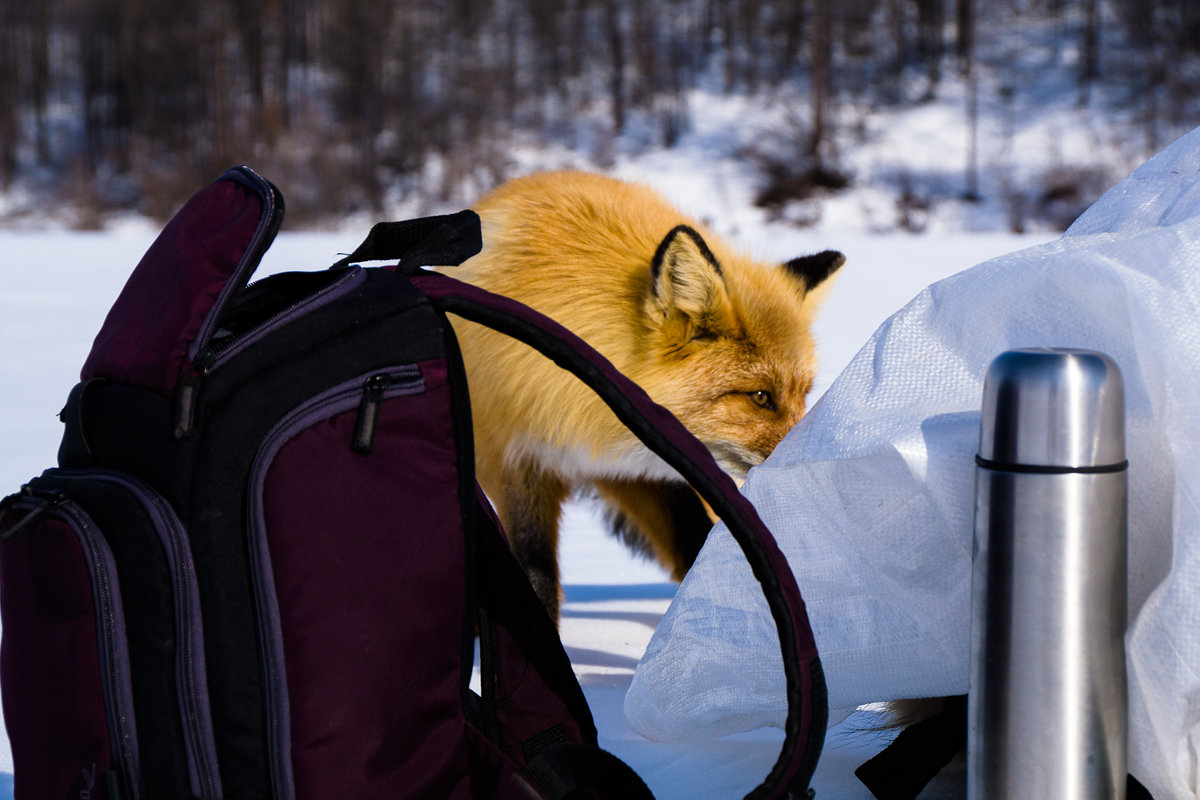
[496, 461, 571, 622]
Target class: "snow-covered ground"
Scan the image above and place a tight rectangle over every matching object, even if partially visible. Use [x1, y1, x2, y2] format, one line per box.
[0, 213, 1054, 797]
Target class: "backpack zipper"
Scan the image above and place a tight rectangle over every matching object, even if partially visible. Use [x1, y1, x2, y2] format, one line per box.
[58, 470, 222, 800]
[187, 166, 283, 365]
[352, 373, 391, 454]
[175, 266, 368, 439]
[245, 366, 424, 800]
[63, 501, 142, 800]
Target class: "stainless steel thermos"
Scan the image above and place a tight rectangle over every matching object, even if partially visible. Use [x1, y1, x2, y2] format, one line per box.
[968, 348, 1128, 799]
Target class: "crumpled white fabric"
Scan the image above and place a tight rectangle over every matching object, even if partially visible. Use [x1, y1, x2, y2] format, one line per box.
[626, 126, 1200, 800]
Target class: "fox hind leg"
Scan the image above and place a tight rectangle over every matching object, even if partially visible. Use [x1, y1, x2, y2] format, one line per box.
[496, 460, 571, 622]
[592, 478, 715, 581]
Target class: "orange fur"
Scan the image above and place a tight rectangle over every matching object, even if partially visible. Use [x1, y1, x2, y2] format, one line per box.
[448, 170, 843, 619]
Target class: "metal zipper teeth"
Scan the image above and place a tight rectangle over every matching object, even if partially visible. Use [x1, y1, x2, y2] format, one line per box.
[246, 367, 425, 800]
[65, 470, 221, 800]
[189, 167, 281, 362]
[197, 267, 366, 375]
[57, 502, 143, 800]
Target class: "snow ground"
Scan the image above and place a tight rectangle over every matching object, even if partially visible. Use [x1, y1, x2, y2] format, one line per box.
[0, 221, 1053, 797]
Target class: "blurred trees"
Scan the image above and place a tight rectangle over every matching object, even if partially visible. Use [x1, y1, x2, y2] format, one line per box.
[0, 0, 1196, 222]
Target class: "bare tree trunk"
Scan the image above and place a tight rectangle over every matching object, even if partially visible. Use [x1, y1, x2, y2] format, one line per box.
[916, 0, 943, 100]
[956, 0, 973, 62]
[605, 0, 626, 134]
[1079, 0, 1100, 105]
[961, 0, 979, 200]
[809, 0, 833, 161]
[0, 5, 16, 185]
[30, 1, 51, 165]
[780, 0, 806, 82]
[631, 0, 656, 109]
[208, 1, 233, 176]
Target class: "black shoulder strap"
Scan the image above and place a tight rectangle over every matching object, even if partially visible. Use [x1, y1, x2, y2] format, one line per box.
[471, 491, 599, 748]
[331, 210, 483, 269]
[413, 271, 828, 800]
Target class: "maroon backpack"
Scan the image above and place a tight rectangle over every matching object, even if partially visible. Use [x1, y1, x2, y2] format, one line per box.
[0, 167, 827, 799]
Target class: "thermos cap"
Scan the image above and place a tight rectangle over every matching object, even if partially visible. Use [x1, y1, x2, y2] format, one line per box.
[979, 348, 1125, 468]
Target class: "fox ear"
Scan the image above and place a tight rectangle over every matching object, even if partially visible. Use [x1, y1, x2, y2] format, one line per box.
[783, 249, 845, 293]
[649, 225, 734, 336]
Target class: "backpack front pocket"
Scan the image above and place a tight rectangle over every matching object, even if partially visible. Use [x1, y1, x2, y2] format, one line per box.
[248, 361, 475, 800]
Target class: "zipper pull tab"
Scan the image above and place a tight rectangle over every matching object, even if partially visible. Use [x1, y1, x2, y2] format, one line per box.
[174, 369, 203, 439]
[352, 374, 391, 455]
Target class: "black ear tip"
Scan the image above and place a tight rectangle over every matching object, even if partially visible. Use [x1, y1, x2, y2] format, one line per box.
[784, 249, 845, 289]
[823, 250, 847, 270]
[804, 249, 846, 271]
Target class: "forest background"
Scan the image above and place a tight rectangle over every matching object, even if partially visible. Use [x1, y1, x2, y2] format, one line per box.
[0, 0, 1197, 231]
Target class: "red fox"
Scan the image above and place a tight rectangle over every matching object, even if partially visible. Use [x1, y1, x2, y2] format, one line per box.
[449, 171, 843, 619]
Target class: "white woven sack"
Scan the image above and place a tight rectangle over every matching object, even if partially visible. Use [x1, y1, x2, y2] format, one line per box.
[626, 126, 1200, 800]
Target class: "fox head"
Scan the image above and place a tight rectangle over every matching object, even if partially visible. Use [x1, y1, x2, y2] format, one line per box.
[636, 225, 844, 481]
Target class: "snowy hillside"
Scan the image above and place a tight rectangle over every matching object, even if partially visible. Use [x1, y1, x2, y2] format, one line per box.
[1, 2, 1185, 238]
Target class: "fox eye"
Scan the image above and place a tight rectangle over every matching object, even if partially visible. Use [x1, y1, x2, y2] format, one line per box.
[749, 390, 776, 411]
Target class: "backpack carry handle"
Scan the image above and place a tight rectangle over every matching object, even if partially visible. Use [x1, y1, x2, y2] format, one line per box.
[412, 272, 828, 800]
[330, 211, 483, 270]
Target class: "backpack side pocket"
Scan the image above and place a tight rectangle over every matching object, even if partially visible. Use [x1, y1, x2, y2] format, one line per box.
[0, 471, 221, 800]
[0, 490, 142, 800]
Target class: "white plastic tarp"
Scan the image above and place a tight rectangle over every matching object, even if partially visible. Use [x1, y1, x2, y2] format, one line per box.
[625, 127, 1200, 800]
